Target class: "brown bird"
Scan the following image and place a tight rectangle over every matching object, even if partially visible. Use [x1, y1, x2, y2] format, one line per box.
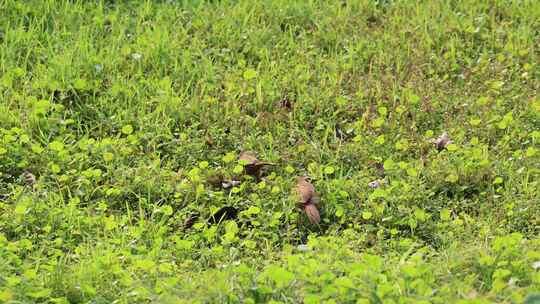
[432, 132, 453, 151]
[21, 171, 37, 187]
[295, 176, 321, 224]
[239, 151, 275, 177]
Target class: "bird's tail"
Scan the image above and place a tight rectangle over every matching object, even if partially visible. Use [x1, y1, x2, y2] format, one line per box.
[304, 203, 320, 224]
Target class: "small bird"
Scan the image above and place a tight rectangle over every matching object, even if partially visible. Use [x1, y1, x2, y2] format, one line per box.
[295, 176, 321, 224]
[183, 213, 199, 230]
[21, 171, 37, 188]
[368, 179, 383, 189]
[432, 132, 453, 151]
[239, 151, 275, 177]
[206, 171, 241, 189]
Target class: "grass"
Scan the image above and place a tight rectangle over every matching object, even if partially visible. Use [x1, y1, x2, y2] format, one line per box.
[0, 0, 539, 303]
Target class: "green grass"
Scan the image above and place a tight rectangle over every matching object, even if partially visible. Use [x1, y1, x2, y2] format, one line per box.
[0, 0, 539, 303]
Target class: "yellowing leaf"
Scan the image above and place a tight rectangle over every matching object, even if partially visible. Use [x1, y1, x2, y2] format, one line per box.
[51, 164, 61, 174]
[446, 144, 458, 151]
[493, 177, 503, 185]
[121, 124, 133, 135]
[470, 118, 481, 126]
[74, 78, 87, 90]
[414, 208, 427, 221]
[324, 166, 335, 175]
[245, 206, 261, 215]
[134, 259, 156, 271]
[264, 265, 294, 288]
[383, 159, 395, 170]
[233, 164, 244, 174]
[28, 289, 51, 299]
[198, 161, 209, 169]
[526, 147, 537, 157]
[159, 263, 174, 273]
[407, 168, 418, 177]
[161, 205, 173, 216]
[243, 69, 257, 80]
[14, 203, 27, 215]
[0, 290, 13, 302]
[176, 239, 194, 250]
[222, 152, 236, 163]
[445, 174, 459, 183]
[440, 209, 451, 221]
[362, 211, 373, 220]
[49, 141, 64, 151]
[103, 152, 114, 162]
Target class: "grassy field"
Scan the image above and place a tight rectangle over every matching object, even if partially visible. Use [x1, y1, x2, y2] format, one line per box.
[1, 0, 539, 303]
